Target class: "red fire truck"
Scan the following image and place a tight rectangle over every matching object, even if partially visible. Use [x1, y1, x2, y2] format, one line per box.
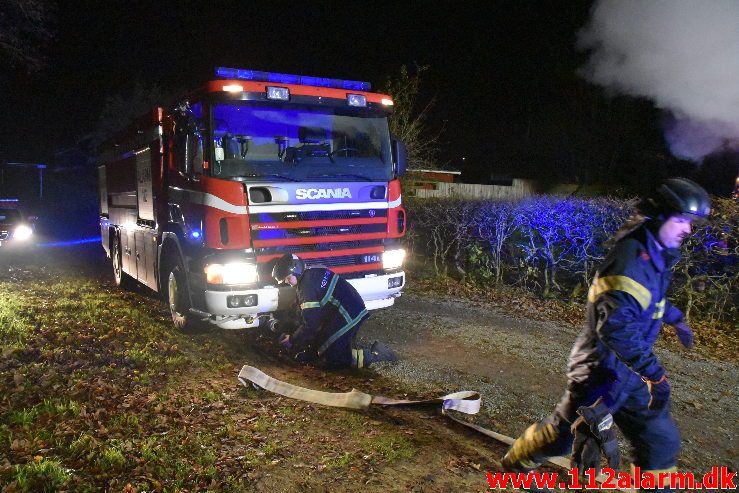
[99, 68, 407, 330]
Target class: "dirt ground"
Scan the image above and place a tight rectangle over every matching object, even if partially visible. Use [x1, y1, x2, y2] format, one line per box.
[361, 291, 739, 475]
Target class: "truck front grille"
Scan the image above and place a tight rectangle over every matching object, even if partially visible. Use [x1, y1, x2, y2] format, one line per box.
[252, 209, 387, 222]
[250, 208, 390, 279]
[252, 223, 385, 240]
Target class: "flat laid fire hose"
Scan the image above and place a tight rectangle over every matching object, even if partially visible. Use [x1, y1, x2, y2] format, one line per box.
[237, 365, 635, 492]
[237, 365, 568, 468]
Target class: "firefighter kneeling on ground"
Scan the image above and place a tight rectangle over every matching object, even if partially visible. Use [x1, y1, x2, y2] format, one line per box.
[500, 178, 712, 493]
[269, 254, 398, 369]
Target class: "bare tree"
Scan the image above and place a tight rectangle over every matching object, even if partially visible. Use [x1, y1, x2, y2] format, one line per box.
[92, 81, 170, 146]
[382, 65, 443, 170]
[0, 0, 55, 72]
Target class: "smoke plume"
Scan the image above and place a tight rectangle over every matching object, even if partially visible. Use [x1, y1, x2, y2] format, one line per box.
[578, 0, 739, 161]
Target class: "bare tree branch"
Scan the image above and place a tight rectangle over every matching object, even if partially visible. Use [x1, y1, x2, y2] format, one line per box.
[382, 65, 443, 170]
[0, 0, 55, 72]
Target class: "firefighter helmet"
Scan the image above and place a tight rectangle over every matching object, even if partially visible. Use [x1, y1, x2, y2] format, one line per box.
[638, 178, 711, 221]
[272, 254, 305, 283]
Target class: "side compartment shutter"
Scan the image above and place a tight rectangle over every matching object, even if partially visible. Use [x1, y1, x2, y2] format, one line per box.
[136, 148, 155, 221]
[98, 166, 108, 215]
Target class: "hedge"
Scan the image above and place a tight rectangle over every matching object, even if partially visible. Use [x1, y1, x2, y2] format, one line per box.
[405, 196, 738, 323]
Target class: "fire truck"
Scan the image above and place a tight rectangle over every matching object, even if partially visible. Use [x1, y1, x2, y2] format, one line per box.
[98, 68, 407, 330]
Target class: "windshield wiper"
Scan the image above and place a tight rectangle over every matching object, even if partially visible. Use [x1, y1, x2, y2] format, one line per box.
[309, 173, 373, 182]
[241, 173, 300, 182]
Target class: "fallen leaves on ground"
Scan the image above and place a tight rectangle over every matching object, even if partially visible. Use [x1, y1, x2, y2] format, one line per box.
[0, 266, 503, 492]
[409, 275, 738, 361]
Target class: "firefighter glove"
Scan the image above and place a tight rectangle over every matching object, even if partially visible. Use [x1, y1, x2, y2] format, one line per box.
[294, 350, 313, 363]
[570, 398, 620, 474]
[278, 333, 293, 349]
[643, 375, 670, 410]
[672, 321, 694, 349]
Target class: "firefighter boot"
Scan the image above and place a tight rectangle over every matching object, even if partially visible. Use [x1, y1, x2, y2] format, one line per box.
[370, 341, 398, 362]
[353, 341, 398, 368]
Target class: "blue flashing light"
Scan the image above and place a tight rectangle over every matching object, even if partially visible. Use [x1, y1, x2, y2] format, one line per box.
[0, 198, 19, 203]
[268, 72, 300, 85]
[190, 229, 202, 239]
[215, 67, 371, 91]
[301, 76, 327, 88]
[37, 236, 101, 247]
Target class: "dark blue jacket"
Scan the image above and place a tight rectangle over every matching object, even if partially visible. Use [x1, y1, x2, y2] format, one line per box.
[291, 267, 369, 356]
[567, 226, 684, 388]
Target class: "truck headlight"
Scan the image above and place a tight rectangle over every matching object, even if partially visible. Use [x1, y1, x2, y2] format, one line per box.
[205, 262, 258, 284]
[13, 224, 33, 241]
[382, 249, 405, 269]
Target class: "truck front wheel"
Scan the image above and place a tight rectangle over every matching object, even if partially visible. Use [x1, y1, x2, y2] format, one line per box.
[167, 257, 198, 332]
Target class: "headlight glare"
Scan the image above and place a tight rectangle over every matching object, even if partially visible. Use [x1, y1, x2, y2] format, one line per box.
[205, 262, 258, 284]
[14, 224, 33, 241]
[382, 248, 406, 269]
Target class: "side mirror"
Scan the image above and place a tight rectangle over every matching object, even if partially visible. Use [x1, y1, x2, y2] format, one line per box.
[392, 139, 407, 177]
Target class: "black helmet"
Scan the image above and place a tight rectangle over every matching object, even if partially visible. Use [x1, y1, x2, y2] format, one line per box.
[638, 178, 711, 221]
[272, 254, 305, 283]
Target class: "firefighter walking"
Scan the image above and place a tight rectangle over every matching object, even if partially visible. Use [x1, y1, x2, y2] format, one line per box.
[500, 178, 711, 492]
[271, 254, 398, 369]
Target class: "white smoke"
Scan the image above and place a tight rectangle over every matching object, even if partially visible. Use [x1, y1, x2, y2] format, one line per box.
[578, 0, 739, 161]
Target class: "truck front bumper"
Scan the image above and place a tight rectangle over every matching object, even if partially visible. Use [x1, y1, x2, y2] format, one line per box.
[347, 271, 405, 310]
[197, 270, 405, 329]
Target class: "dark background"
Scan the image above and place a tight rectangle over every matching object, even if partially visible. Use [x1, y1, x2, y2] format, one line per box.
[0, 1, 736, 197]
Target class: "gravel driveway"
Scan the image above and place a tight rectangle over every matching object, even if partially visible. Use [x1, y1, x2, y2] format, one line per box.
[359, 292, 738, 474]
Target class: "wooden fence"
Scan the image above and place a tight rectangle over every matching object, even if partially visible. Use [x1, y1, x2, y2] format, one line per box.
[413, 179, 537, 200]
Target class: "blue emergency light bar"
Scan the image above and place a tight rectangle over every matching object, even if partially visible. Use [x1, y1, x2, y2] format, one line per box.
[0, 198, 19, 202]
[215, 67, 372, 91]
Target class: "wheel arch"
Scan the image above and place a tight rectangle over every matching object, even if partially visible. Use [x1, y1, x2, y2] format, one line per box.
[158, 231, 186, 295]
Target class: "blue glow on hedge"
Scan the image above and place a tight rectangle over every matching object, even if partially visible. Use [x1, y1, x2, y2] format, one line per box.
[215, 67, 371, 91]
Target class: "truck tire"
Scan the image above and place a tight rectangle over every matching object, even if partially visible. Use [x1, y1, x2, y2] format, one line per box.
[167, 256, 198, 332]
[112, 234, 136, 290]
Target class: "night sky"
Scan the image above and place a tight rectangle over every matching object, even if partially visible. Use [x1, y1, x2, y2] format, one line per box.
[0, 3, 587, 161]
[1, 1, 735, 192]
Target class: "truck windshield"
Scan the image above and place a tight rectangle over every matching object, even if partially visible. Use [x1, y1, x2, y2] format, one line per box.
[209, 102, 393, 182]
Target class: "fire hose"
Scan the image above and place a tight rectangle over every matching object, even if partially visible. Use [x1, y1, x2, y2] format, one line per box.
[238, 365, 637, 491]
[238, 365, 637, 492]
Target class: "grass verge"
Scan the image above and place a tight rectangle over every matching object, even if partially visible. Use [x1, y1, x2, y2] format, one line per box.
[0, 266, 499, 492]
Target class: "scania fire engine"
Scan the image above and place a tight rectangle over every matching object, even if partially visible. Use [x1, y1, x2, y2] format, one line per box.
[99, 68, 407, 330]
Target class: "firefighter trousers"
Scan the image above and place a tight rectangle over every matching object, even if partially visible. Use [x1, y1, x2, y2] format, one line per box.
[507, 371, 680, 489]
[318, 323, 367, 369]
